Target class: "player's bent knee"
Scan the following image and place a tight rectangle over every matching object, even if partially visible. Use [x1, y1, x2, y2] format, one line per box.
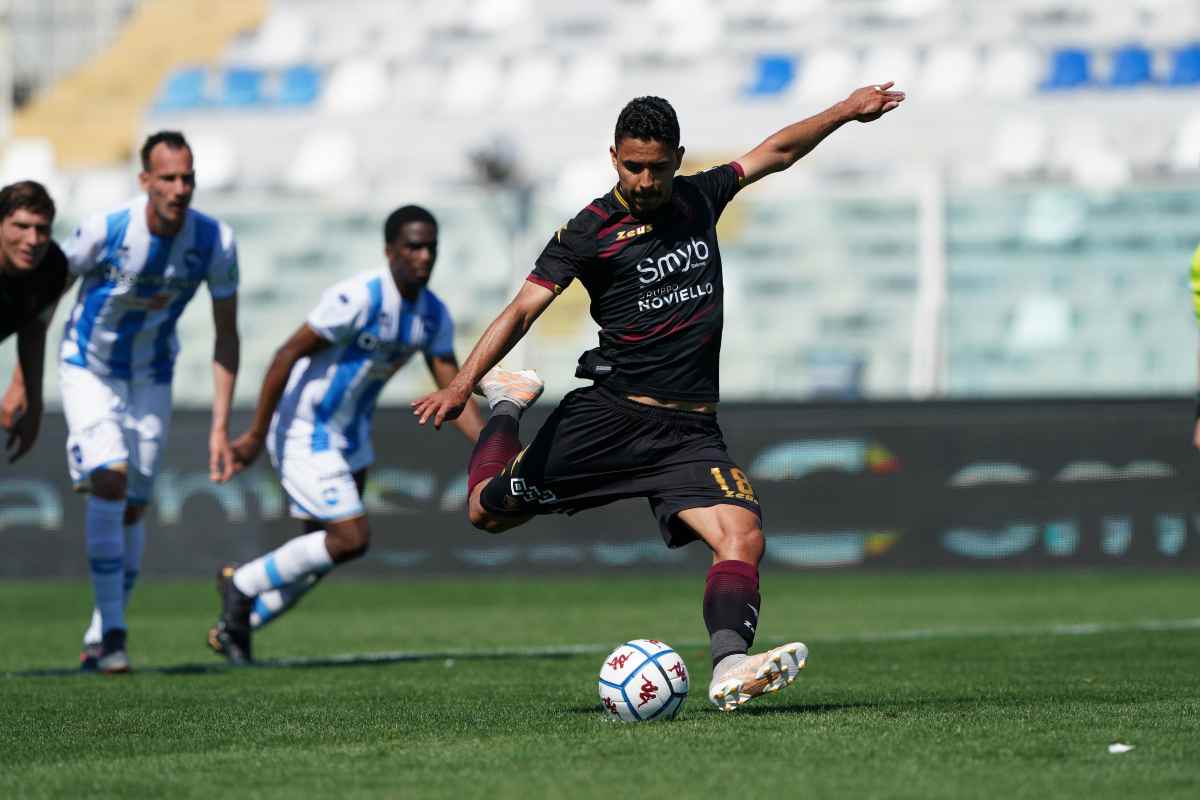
[325, 520, 370, 563]
[124, 503, 147, 525]
[90, 467, 128, 501]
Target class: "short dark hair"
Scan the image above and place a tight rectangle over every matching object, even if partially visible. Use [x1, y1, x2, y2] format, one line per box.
[140, 130, 191, 171]
[614, 96, 680, 150]
[384, 205, 437, 244]
[0, 180, 55, 223]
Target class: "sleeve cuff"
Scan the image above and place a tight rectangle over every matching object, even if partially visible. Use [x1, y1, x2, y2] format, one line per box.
[526, 274, 563, 294]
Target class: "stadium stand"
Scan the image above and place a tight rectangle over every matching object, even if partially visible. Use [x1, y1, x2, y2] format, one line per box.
[2, 0, 1198, 405]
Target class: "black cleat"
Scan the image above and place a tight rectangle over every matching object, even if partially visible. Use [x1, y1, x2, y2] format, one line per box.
[210, 564, 253, 665]
[79, 642, 103, 672]
[98, 628, 131, 674]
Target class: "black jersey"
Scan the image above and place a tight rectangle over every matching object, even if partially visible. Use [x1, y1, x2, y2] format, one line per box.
[529, 163, 744, 402]
[0, 241, 68, 342]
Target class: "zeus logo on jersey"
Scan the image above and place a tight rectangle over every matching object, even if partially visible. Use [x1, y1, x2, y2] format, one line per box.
[636, 237, 710, 285]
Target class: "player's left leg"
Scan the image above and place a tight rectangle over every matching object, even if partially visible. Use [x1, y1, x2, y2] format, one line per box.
[465, 366, 544, 533]
[676, 504, 807, 711]
[210, 456, 365, 663]
[78, 379, 171, 671]
[244, 469, 364, 630]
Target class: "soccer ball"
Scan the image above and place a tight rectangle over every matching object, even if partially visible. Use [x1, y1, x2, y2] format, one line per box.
[598, 639, 689, 722]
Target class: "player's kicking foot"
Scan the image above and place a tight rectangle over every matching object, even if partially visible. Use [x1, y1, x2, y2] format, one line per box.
[707, 642, 807, 712]
[209, 564, 253, 665]
[96, 628, 131, 674]
[79, 642, 103, 672]
[474, 366, 544, 411]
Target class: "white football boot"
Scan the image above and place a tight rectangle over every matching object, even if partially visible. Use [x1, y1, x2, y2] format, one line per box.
[474, 366, 544, 411]
[708, 642, 807, 711]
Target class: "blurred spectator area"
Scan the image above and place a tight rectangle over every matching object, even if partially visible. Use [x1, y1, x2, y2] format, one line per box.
[2, 0, 1199, 404]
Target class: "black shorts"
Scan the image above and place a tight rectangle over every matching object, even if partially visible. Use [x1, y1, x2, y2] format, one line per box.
[478, 385, 761, 547]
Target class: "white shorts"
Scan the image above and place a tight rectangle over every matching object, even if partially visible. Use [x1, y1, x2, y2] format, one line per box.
[60, 363, 172, 505]
[269, 439, 366, 522]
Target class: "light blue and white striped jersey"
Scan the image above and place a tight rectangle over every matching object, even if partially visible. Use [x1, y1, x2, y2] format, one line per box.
[60, 196, 238, 383]
[272, 269, 455, 461]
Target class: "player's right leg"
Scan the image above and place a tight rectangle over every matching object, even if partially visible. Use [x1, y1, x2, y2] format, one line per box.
[61, 363, 136, 674]
[466, 366, 544, 533]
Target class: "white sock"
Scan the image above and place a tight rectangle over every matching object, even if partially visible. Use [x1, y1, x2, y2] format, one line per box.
[82, 518, 147, 646]
[233, 531, 333, 597]
[251, 573, 324, 629]
[85, 496, 126, 634]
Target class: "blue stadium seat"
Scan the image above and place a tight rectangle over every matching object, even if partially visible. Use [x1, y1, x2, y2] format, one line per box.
[222, 67, 265, 106]
[278, 65, 321, 106]
[1168, 44, 1200, 86]
[743, 55, 796, 96]
[1108, 45, 1154, 87]
[155, 67, 207, 110]
[1040, 48, 1091, 90]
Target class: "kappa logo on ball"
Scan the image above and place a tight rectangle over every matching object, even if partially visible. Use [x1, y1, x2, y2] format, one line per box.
[668, 661, 687, 682]
[636, 675, 659, 707]
[607, 653, 631, 670]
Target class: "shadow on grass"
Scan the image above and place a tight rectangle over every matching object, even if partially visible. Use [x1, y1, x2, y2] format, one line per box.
[4, 646, 592, 680]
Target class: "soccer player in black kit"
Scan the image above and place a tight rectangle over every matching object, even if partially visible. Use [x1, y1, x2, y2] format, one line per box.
[0, 181, 68, 463]
[414, 82, 905, 710]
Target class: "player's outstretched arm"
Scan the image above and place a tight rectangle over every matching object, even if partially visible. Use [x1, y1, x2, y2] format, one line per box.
[412, 280, 557, 429]
[736, 82, 906, 186]
[2, 318, 48, 463]
[230, 323, 330, 469]
[425, 354, 486, 442]
[210, 294, 241, 483]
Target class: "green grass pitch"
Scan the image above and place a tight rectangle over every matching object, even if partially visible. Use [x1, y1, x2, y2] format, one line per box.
[2, 571, 1198, 799]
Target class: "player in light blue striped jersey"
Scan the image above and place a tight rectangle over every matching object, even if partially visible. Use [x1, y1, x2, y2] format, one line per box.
[63, 131, 241, 673]
[208, 205, 484, 663]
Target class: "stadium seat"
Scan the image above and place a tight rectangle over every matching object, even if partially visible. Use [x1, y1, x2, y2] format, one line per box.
[221, 67, 265, 107]
[279, 65, 322, 107]
[0, 137, 59, 189]
[982, 45, 1040, 97]
[920, 44, 976, 99]
[155, 67, 207, 110]
[187, 133, 237, 192]
[1169, 111, 1200, 172]
[235, 9, 311, 68]
[1167, 43, 1200, 86]
[859, 46, 919, 91]
[1040, 48, 1092, 90]
[286, 130, 358, 194]
[792, 47, 857, 101]
[1108, 45, 1154, 87]
[503, 55, 559, 111]
[560, 53, 618, 108]
[743, 54, 796, 96]
[442, 56, 501, 115]
[991, 116, 1048, 177]
[321, 62, 381, 116]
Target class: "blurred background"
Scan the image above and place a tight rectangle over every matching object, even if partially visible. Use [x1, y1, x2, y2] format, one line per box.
[2, 0, 1199, 573]
[3, 0, 1199, 405]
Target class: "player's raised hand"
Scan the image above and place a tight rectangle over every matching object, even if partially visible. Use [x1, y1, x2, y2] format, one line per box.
[229, 430, 265, 470]
[209, 429, 238, 483]
[412, 385, 469, 430]
[843, 81, 905, 123]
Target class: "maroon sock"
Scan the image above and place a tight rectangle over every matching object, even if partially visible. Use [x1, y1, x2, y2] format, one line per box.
[467, 415, 522, 495]
[703, 560, 761, 666]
